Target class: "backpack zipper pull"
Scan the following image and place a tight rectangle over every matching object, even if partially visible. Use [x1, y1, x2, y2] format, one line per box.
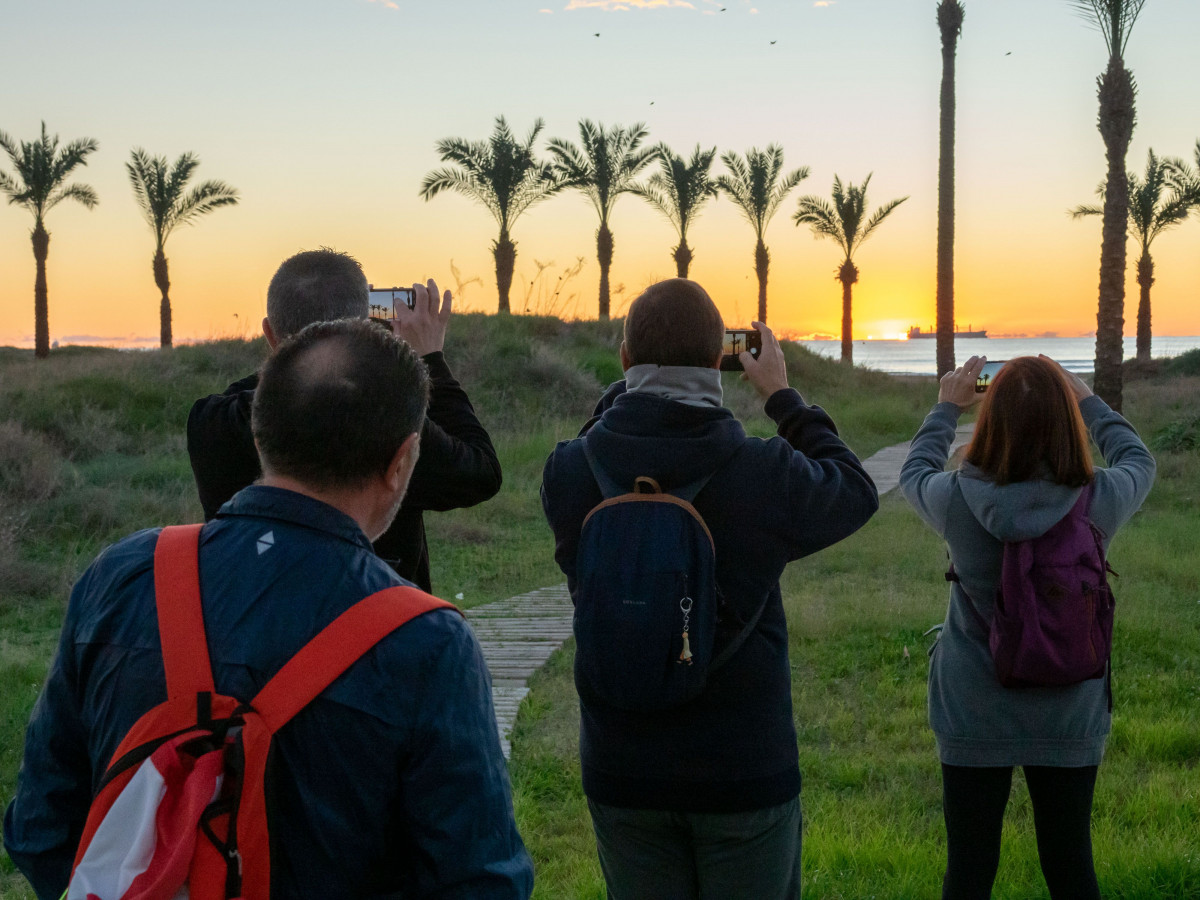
[678, 595, 694, 665]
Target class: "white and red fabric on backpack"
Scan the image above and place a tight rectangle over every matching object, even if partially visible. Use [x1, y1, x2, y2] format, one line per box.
[66, 524, 456, 900]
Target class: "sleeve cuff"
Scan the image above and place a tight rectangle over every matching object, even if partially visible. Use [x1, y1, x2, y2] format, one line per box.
[1078, 394, 1109, 424]
[932, 400, 963, 422]
[763, 387, 805, 421]
[420, 350, 451, 380]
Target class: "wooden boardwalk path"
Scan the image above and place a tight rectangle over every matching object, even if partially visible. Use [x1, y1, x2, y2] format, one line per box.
[465, 424, 974, 756]
[463, 585, 574, 757]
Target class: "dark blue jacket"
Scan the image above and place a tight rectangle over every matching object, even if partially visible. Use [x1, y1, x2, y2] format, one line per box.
[4, 486, 533, 900]
[541, 385, 878, 813]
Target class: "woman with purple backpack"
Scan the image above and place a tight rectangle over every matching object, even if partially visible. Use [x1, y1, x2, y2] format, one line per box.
[900, 355, 1156, 900]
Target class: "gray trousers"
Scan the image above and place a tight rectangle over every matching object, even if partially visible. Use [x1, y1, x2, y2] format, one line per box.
[587, 796, 803, 900]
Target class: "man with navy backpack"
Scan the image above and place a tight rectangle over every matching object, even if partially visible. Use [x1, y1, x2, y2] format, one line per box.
[541, 278, 879, 899]
[5, 317, 533, 899]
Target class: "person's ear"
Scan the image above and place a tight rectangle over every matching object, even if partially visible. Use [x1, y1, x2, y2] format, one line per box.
[711, 349, 723, 370]
[620, 341, 631, 372]
[262, 317, 278, 349]
[384, 432, 421, 494]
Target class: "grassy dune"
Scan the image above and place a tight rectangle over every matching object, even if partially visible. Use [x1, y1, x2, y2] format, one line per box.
[1, 322, 1197, 898]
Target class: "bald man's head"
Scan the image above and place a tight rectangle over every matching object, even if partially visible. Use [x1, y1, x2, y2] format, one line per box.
[252, 318, 428, 491]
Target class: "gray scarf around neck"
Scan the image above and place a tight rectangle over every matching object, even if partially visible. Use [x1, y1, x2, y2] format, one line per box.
[624, 364, 723, 408]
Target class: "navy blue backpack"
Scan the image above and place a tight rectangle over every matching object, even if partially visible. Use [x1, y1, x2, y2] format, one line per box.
[575, 442, 765, 711]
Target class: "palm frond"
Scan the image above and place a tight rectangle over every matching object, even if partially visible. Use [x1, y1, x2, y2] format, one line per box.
[424, 116, 560, 232]
[1067, 0, 1147, 57]
[172, 180, 239, 232]
[860, 195, 908, 244]
[1070, 204, 1104, 218]
[45, 183, 98, 211]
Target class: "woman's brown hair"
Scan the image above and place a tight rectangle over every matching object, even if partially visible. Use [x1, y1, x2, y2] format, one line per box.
[964, 356, 1094, 486]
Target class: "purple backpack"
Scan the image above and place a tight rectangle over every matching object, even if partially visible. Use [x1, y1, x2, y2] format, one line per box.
[963, 484, 1117, 689]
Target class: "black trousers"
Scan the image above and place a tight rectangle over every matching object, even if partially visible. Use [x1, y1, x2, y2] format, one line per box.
[941, 763, 1101, 900]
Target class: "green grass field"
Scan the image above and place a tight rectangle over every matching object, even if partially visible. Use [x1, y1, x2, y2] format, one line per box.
[1, 321, 1197, 898]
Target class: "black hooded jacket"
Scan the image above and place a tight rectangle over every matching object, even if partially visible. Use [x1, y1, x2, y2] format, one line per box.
[186, 351, 501, 591]
[542, 382, 878, 813]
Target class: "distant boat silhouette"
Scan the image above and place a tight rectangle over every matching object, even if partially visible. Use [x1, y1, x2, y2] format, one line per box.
[908, 324, 987, 339]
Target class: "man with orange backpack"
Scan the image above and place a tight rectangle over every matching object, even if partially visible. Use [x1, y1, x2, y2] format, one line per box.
[4, 316, 533, 899]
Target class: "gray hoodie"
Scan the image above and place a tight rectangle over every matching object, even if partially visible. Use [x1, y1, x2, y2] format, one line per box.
[900, 396, 1156, 767]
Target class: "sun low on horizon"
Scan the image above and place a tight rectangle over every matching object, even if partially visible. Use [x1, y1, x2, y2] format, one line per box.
[1, 0, 1198, 350]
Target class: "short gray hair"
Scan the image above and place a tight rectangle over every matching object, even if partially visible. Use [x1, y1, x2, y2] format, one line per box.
[266, 248, 370, 339]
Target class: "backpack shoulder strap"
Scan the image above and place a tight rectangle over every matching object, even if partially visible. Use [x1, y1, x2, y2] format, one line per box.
[249, 586, 459, 735]
[153, 524, 215, 698]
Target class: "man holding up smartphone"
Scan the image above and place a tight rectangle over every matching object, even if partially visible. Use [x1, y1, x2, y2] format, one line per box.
[541, 278, 879, 899]
[187, 248, 501, 591]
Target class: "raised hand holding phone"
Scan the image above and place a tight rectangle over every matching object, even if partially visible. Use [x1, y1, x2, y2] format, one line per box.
[938, 355, 986, 410]
[392, 278, 452, 357]
[740, 321, 790, 401]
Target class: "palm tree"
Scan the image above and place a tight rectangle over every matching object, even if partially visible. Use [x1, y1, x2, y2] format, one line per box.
[1072, 149, 1196, 363]
[794, 174, 908, 365]
[0, 122, 98, 358]
[127, 149, 239, 348]
[547, 121, 655, 320]
[716, 146, 809, 324]
[421, 116, 561, 314]
[634, 144, 719, 278]
[1069, 0, 1147, 411]
[936, 0, 966, 378]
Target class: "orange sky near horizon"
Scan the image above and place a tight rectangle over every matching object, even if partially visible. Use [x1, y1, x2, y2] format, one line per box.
[2, 0, 1198, 348]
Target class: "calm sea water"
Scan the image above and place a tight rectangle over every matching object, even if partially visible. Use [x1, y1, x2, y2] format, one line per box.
[799, 336, 1200, 375]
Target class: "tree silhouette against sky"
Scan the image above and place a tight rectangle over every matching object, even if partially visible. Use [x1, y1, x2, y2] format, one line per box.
[1073, 149, 1196, 363]
[0, 122, 98, 358]
[548, 120, 653, 321]
[716, 145, 809, 325]
[794, 174, 907, 366]
[421, 117, 561, 314]
[127, 149, 238, 348]
[1069, 0, 1147, 411]
[634, 143, 719, 279]
[936, 0, 965, 378]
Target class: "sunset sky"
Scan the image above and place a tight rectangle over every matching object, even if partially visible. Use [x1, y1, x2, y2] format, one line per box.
[2, 0, 1198, 348]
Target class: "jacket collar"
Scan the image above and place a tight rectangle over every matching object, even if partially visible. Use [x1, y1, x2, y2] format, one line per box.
[216, 484, 374, 551]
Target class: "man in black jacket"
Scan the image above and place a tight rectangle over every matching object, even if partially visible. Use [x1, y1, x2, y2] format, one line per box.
[541, 279, 879, 899]
[187, 248, 500, 591]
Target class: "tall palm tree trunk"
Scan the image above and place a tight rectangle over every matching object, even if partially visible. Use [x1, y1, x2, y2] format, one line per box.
[1093, 56, 1136, 410]
[839, 259, 859, 365]
[936, 3, 963, 379]
[597, 223, 614, 321]
[1135, 250, 1153, 363]
[754, 238, 770, 323]
[494, 229, 516, 315]
[673, 240, 693, 279]
[32, 222, 50, 359]
[154, 248, 172, 348]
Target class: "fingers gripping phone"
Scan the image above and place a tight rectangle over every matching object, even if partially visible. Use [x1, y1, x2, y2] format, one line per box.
[720, 329, 762, 372]
[367, 284, 416, 322]
[975, 360, 1006, 393]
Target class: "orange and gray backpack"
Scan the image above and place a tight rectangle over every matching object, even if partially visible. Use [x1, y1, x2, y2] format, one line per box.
[65, 524, 455, 900]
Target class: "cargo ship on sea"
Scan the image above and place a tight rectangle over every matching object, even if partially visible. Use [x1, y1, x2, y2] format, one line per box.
[907, 324, 987, 339]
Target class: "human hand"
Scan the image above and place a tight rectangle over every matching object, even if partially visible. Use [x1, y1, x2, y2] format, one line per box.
[938, 355, 986, 410]
[1039, 354, 1094, 402]
[392, 278, 452, 356]
[741, 321, 789, 401]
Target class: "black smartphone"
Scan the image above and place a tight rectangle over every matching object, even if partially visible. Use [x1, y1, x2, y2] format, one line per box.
[976, 360, 1006, 393]
[367, 285, 416, 319]
[720, 329, 762, 372]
